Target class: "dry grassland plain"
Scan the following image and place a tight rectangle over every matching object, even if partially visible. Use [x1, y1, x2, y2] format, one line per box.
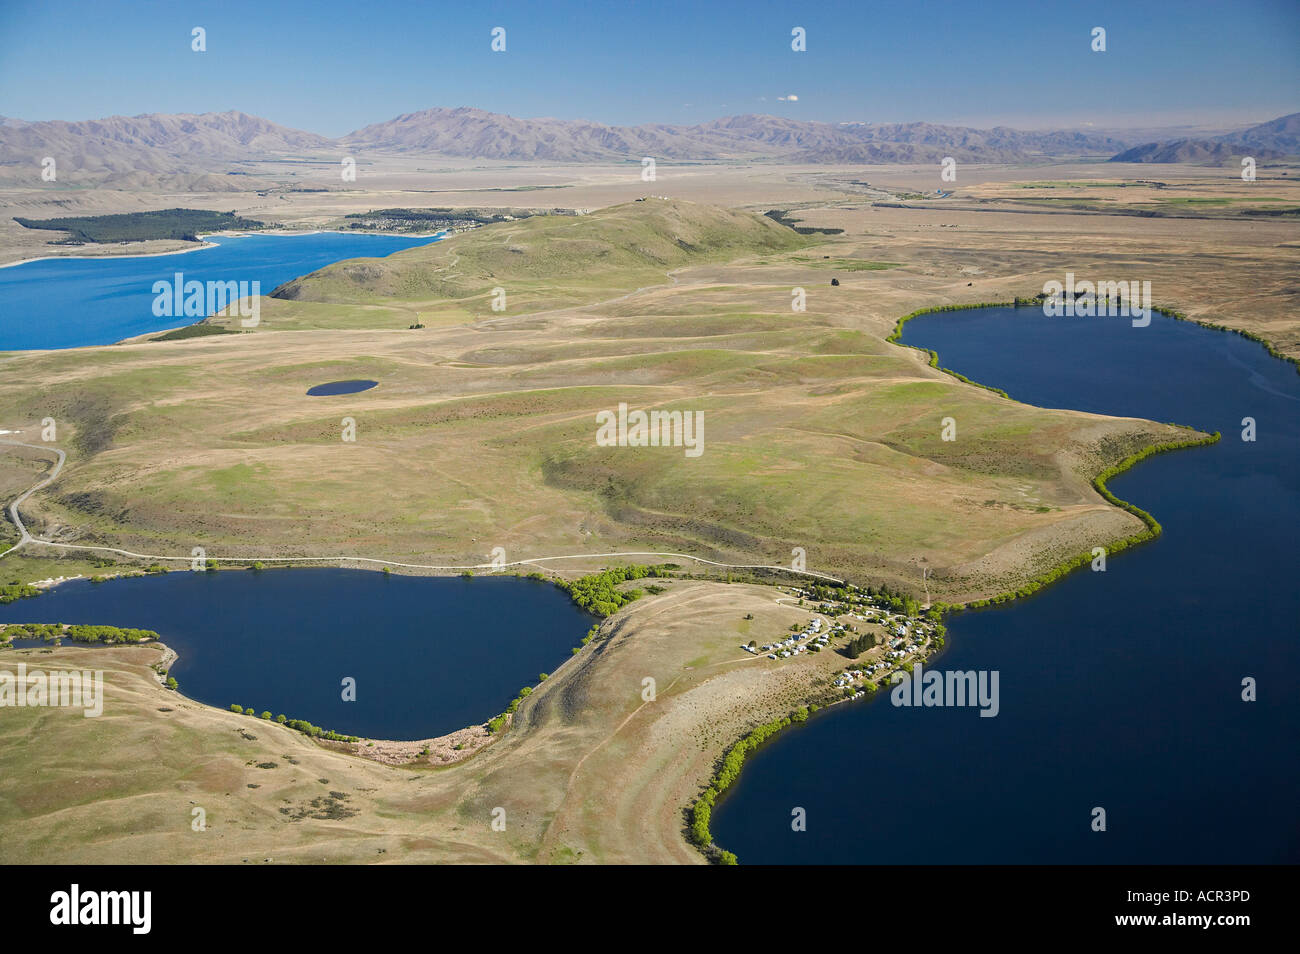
[1, 159, 1296, 863]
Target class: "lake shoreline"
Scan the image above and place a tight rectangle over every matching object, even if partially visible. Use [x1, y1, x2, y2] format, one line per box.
[0, 229, 449, 350]
[888, 298, 1300, 383]
[0, 623, 502, 768]
[0, 227, 451, 270]
[0, 567, 596, 743]
[693, 428, 1218, 862]
[696, 301, 1231, 864]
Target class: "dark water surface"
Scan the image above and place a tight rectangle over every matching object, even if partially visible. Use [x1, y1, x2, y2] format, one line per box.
[307, 379, 379, 396]
[0, 569, 594, 739]
[712, 305, 1299, 863]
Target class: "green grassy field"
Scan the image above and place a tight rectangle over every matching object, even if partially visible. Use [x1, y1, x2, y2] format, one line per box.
[0, 195, 1225, 868]
[233, 199, 812, 330]
[0, 200, 1191, 601]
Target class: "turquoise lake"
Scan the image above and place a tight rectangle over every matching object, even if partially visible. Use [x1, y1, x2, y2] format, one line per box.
[0, 231, 443, 350]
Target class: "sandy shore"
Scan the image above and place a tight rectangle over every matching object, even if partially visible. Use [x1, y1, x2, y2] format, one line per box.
[342, 722, 497, 767]
[0, 238, 217, 269]
[0, 228, 449, 269]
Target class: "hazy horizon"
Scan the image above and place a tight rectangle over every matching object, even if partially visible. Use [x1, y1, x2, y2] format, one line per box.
[2, 0, 1296, 137]
[1, 103, 1293, 142]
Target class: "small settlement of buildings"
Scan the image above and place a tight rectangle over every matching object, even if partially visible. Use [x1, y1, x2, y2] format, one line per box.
[741, 583, 947, 703]
[742, 615, 834, 659]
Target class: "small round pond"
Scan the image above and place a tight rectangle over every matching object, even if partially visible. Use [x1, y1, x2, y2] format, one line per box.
[307, 380, 379, 396]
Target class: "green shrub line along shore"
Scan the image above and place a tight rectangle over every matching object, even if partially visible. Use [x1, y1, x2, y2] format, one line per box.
[691, 711, 802, 865]
[885, 299, 1026, 399]
[944, 429, 1221, 611]
[0, 621, 158, 645]
[689, 300, 1235, 864]
[483, 565, 676, 734]
[227, 704, 359, 744]
[887, 298, 1300, 386]
[689, 426, 1222, 863]
[1, 563, 676, 747]
[1151, 305, 1300, 376]
[0, 288, 1278, 863]
[554, 563, 674, 616]
[0, 583, 40, 604]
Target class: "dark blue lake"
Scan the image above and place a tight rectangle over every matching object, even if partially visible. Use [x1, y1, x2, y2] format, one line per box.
[712, 305, 1300, 864]
[0, 569, 594, 740]
[307, 379, 379, 396]
[0, 232, 442, 350]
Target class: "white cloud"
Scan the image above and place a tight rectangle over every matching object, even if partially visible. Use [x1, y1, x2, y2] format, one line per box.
[778, 94, 799, 102]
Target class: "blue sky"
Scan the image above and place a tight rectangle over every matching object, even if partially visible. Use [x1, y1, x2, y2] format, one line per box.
[1, 0, 1296, 135]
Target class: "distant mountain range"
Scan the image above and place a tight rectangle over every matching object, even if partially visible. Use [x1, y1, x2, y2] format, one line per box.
[0, 111, 330, 178]
[1109, 113, 1300, 163]
[339, 108, 1133, 163]
[1, 107, 1296, 184]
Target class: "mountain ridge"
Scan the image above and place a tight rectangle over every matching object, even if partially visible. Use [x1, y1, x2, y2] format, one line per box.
[2, 107, 1296, 183]
[1109, 112, 1300, 163]
[337, 107, 1133, 162]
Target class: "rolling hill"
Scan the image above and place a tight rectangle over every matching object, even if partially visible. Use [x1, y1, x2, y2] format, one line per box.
[1108, 112, 1299, 163]
[270, 198, 810, 308]
[1110, 139, 1286, 163]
